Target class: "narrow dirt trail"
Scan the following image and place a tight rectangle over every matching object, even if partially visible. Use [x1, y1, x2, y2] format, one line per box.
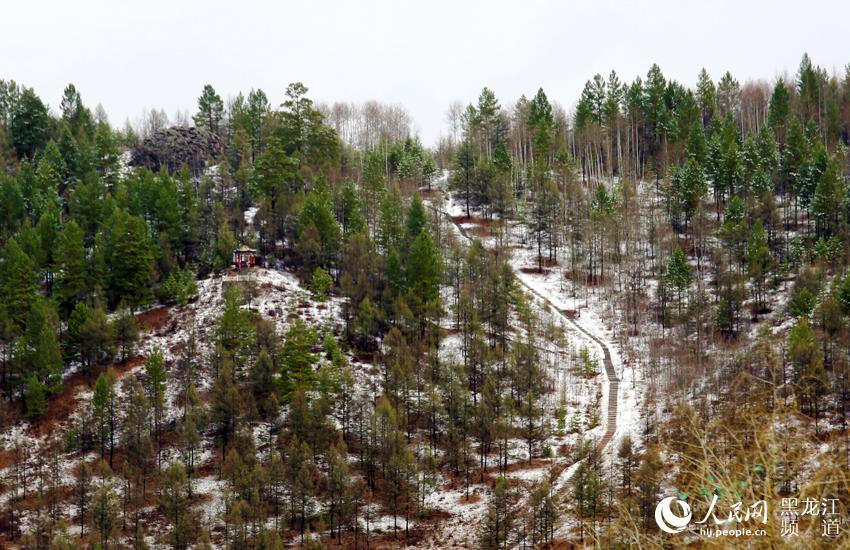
[430, 200, 619, 452]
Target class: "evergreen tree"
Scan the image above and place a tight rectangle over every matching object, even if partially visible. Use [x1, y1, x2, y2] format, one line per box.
[111, 304, 139, 362]
[811, 154, 844, 238]
[337, 178, 366, 236]
[78, 302, 112, 376]
[617, 435, 636, 495]
[159, 462, 196, 548]
[285, 438, 318, 542]
[671, 158, 707, 229]
[572, 446, 604, 543]
[91, 371, 115, 460]
[404, 194, 427, 247]
[75, 461, 92, 538]
[747, 219, 772, 312]
[211, 364, 241, 453]
[122, 378, 155, 494]
[297, 180, 341, 268]
[279, 320, 318, 399]
[789, 317, 828, 429]
[65, 302, 91, 366]
[24, 298, 62, 396]
[378, 183, 405, 253]
[254, 137, 299, 212]
[10, 87, 50, 159]
[666, 246, 692, 316]
[450, 139, 476, 218]
[250, 349, 277, 418]
[145, 348, 167, 462]
[405, 230, 441, 332]
[104, 210, 155, 308]
[696, 68, 716, 127]
[216, 285, 255, 368]
[89, 480, 120, 548]
[1, 238, 38, 332]
[194, 84, 224, 135]
[479, 476, 514, 549]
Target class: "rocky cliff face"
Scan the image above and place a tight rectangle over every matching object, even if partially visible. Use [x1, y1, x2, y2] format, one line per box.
[130, 126, 222, 177]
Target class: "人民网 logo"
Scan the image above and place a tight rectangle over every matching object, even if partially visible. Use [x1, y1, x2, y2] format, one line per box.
[655, 496, 692, 534]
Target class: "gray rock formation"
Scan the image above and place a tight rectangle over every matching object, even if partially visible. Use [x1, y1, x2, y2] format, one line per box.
[130, 126, 222, 177]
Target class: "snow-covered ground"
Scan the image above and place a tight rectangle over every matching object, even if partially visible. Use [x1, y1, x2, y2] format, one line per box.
[432, 180, 643, 454]
[421, 175, 647, 542]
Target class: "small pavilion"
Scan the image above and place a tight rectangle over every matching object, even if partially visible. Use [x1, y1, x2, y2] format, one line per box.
[233, 245, 258, 271]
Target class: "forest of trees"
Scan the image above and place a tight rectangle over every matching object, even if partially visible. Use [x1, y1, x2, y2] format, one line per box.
[0, 51, 849, 547]
[443, 54, 850, 545]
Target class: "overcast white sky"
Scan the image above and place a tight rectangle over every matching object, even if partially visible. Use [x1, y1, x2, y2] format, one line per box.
[2, 0, 849, 145]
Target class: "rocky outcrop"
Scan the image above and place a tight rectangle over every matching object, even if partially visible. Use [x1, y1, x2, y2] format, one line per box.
[130, 126, 222, 177]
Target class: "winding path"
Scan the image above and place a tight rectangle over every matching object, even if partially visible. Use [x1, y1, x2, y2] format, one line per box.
[430, 200, 619, 452]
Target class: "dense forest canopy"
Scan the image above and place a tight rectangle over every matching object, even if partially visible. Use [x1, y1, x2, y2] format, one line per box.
[0, 52, 848, 547]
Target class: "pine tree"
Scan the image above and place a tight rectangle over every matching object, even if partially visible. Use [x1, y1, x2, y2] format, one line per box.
[279, 319, 318, 399]
[746, 219, 772, 312]
[250, 349, 276, 418]
[278, 81, 339, 171]
[91, 372, 113, 460]
[405, 230, 441, 333]
[216, 285, 255, 369]
[615, 435, 635, 495]
[37, 141, 67, 198]
[811, 154, 844, 238]
[24, 375, 48, 420]
[477, 87, 501, 157]
[672, 158, 707, 230]
[214, 221, 237, 271]
[80, 302, 112, 375]
[572, 445, 604, 543]
[666, 246, 692, 315]
[377, 398, 417, 539]
[479, 476, 514, 549]
[177, 384, 204, 474]
[378, 183, 405, 253]
[362, 149, 386, 233]
[635, 447, 662, 528]
[89, 480, 120, 548]
[25, 298, 62, 396]
[1, 238, 38, 332]
[789, 318, 827, 430]
[65, 302, 90, 366]
[159, 462, 196, 548]
[122, 378, 155, 495]
[104, 210, 155, 308]
[145, 348, 167, 464]
[57, 125, 83, 185]
[526, 479, 557, 547]
[327, 443, 355, 542]
[450, 139, 476, 218]
[10, 87, 50, 159]
[338, 178, 366, 236]
[696, 68, 716, 128]
[404, 194, 427, 247]
[254, 136, 299, 214]
[194, 84, 224, 136]
[94, 122, 120, 183]
[211, 364, 241, 453]
[285, 438, 318, 542]
[297, 180, 341, 268]
[75, 461, 92, 537]
[0, 176, 25, 237]
[717, 71, 741, 119]
[111, 304, 139, 362]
